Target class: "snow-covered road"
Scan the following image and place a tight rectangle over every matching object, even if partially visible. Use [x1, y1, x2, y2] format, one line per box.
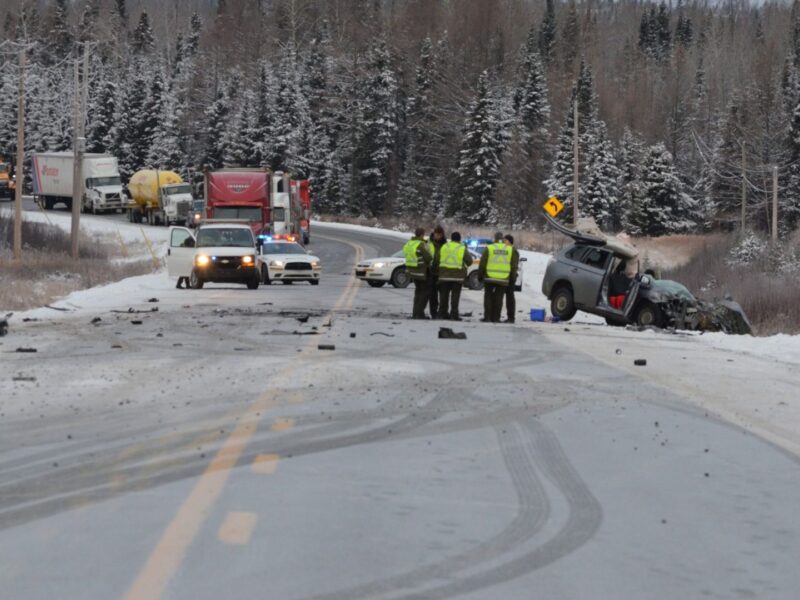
[1, 220, 799, 599]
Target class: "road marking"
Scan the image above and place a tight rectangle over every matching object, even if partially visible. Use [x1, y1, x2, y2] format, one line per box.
[125, 235, 364, 600]
[217, 511, 258, 546]
[251, 454, 280, 475]
[271, 418, 295, 432]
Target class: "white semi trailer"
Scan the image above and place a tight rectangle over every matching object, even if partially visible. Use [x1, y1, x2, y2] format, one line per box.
[32, 152, 126, 213]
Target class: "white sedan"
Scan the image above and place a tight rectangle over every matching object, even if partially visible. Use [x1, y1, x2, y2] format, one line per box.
[355, 249, 486, 289]
[258, 240, 321, 285]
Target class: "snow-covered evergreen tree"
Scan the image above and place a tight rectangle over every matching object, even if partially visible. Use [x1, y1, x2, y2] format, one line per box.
[451, 71, 504, 224]
[617, 128, 646, 232]
[583, 122, 620, 229]
[353, 39, 400, 216]
[538, 0, 556, 65]
[202, 88, 229, 169]
[132, 11, 155, 54]
[628, 144, 694, 236]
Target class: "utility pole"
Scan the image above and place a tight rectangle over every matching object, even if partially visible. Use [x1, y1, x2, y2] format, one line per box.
[772, 165, 779, 242]
[572, 99, 579, 225]
[740, 143, 747, 231]
[70, 46, 88, 260]
[13, 48, 25, 261]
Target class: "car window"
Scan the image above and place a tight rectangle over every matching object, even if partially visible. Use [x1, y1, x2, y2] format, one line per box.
[171, 228, 193, 248]
[564, 246, 585, 261]
[580, 248, 609, 270]
[261, 243, 305, 254]
[196, 228, 254, 247]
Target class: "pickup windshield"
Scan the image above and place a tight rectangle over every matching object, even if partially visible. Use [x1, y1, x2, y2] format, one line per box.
[213, 207, 262, 221]
[196, 228, 254, 248]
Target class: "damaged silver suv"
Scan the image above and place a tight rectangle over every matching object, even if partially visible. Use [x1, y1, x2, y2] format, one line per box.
[541, 216, 751, 334]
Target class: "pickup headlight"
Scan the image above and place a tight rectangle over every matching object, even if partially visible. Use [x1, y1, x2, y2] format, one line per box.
[195, 254, 210, 267]
[242, 255, 254, 265]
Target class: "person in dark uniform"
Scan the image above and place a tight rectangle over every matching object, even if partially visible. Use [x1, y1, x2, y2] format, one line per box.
[403, 227, 433, 319]
[427, 225, 446, 319]
[479, 232, 512, 323]
[503, 234, 520, 323]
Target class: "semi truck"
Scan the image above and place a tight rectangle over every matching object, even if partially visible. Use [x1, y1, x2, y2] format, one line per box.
[0, 158, 15, 200]
[126, 169, 193, 226]
[271, 173, 312, 244]
[32, 152, 126, 213]
[203, 168, 271, 237]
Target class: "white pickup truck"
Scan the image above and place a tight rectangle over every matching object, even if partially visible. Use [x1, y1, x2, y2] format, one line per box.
[167, 223, 261, 289]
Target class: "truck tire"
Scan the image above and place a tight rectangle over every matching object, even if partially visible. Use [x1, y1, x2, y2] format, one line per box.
[189, 269, 204, 289]
[310, 280, 319, 286]
[635, 301, 664, 328]
[551, 285, 577, 321]
[261, 266, 270, 285]
[390, 267, 411, 289]
[246, 277, 260, 290]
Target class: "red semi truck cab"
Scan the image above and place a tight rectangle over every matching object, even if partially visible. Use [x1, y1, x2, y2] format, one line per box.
[204, 169, 271, 237]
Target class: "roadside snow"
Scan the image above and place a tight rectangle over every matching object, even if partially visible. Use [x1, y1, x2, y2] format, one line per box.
[313, 220, 410, 241]
[699, 332, 800, 366]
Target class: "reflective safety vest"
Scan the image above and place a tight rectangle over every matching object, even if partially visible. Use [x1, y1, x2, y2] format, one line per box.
[403, 239, 423, 267]
[438, 241, 468, 282]
[486, 243, 512, 282]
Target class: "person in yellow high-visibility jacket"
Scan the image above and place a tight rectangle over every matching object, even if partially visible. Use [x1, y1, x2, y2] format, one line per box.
[437, 231, 473, 320]
[402, 227, 433, 319]
[478, 232, 512, 323]
[502, 234, 520, 323]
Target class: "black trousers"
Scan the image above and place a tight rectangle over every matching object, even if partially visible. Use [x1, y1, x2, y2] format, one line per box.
[428, 275, 439, 318]
[483, 283, 506, 322]
[437, 281, 463, 320]
[412, 279, 429, 318]
[505, 285, 516, 321]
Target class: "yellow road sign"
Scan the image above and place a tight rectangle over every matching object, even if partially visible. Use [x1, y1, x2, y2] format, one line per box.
[543, 196, 564, 218]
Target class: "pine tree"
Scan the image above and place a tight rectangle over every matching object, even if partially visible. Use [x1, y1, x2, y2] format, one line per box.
[538, 0, 556, 65]
[452, 71, 503, 224]
[114, 68, 148, 180]
[132, 11, 155, 54]
[49, 0, 73, 60]
[352, 39, 400, 216]
[628, 144, 694, 236]
[784, 99, 800, 231]
[561, 1, 580, 69]
[583, 122, 620, 230]
[709, 99, 748, 220]
[87, 77, 117, 153]
[617, 128, 646, 232]
[202, 88, 229, 169]
[186, 13, 202, 57]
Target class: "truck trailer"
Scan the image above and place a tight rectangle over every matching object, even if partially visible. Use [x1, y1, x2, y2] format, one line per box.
[271, 173, 311, 244]
[32, 152, 125, 213]
[0, 158, 15, 200]
[127, 169, 193, 226]
[204, 169, 271, 237]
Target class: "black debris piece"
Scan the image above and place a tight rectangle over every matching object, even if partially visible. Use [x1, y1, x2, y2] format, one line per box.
[12, 376, 36, 382]
[370, 332, 395, 337]
[634, 359, 647, 366]
[22, 317, 38, 322]
[461, 312, 473, 318]
[15, 347, 37, 353]
[296, 314, 310, 323]
[111, 345, 123, 349]
[147, 298, 159, 303]
[131, 320, 143, 325]
[349, 332, 356, 338]
[111, 307, 158, 314]
[318, 344, 336, 351]
[45, 305, 71, 312]
[0, 319, 7, 337]
[91, 317, 102, 324]
[438, 328, 467, 340]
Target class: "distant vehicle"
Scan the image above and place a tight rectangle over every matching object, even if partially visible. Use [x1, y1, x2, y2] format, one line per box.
[271, 173, 312, 244]
[126, 170, 193, 226]
[541, 214, 751, 333]
[167, 223, 260, 290]
[258, 239, 320, 285]
[32, 152, 125, 213]
[187, 199, 205, 228]
[354, 247, 515, 290]
[0, 159, 14, 200]
[203, 169, 272, 237]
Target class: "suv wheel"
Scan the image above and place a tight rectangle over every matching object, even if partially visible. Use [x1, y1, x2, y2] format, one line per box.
[551, 286, 577, 321]
[391, 267, 411, 289]
[367, 280, 386, 288]
[635, 301, 664, 328]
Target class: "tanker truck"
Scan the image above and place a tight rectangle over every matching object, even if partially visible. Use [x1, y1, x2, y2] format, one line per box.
[126, 170, 193, 226]
[0, 158, 14, 200]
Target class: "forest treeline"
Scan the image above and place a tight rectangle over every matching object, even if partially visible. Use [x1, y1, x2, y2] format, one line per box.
[1, 0, 800, 236]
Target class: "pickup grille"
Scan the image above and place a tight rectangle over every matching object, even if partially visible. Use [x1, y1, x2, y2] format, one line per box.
[213, 256, 242, 269]
[285, 262, 311, 271]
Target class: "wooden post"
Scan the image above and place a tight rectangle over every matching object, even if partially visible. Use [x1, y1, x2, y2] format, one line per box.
[772, 165, 779, 242]
[572, 99, 579, 225]
[13, 49, 25, 261]
[740, 143, 747, 231]
[70, 46, 89, 260]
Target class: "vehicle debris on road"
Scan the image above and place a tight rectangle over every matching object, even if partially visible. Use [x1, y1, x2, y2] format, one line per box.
[438, 327, 467, 340]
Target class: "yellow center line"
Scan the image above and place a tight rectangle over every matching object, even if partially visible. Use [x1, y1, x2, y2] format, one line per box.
[217, 511, 258, 546]
[125, 235, 363, 600]
[251, 454, 280, 475]
[270, 418, 295, 432]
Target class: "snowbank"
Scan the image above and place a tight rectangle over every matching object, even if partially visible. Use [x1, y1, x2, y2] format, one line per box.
[312, 220, 410, 241]
[699, 332, 800, 366]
